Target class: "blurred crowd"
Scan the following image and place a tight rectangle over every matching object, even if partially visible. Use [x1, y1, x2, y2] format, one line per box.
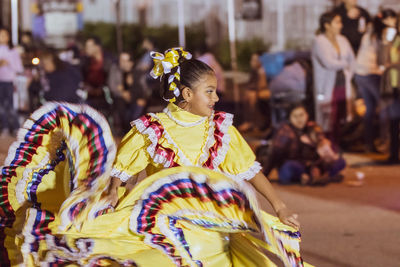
[255, 0, 400, 186]
[0, 0, 399, 186]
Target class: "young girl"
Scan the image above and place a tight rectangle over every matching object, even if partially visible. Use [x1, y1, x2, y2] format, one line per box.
[1, 48, 304, 266]
[107, 49, 296, 226]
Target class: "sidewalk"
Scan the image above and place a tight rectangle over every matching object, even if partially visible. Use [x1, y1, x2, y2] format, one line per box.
[1, 135, 399, 266]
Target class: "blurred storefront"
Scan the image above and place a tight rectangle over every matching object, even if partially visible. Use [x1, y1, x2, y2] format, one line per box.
[17, 0, 83, 48]
[4, 0, 400, 50]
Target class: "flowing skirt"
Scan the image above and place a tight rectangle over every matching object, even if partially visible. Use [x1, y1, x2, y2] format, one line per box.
[0, 103, 307, 267]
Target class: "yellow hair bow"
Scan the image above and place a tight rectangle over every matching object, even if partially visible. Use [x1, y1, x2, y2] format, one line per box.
[150, 47, 192, 102]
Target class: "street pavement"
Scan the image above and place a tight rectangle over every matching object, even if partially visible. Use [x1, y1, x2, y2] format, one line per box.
[1, 135, 399, 267]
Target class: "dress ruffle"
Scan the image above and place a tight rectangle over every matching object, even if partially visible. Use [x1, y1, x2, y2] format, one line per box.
[47, 166, 304, 267]
[0, 102, 116, 265]
[128, 110, 234, 172]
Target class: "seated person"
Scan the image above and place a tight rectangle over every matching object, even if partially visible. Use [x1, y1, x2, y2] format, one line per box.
[261, 103, 346, 185]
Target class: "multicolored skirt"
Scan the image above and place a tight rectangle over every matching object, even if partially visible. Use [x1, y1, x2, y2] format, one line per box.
[0, 103, 307, 266]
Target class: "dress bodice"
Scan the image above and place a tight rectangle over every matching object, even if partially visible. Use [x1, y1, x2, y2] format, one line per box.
[111, 103, 261, 182]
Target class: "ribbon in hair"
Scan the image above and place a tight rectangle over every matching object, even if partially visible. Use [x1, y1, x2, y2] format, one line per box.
[150, 47, 192, 102]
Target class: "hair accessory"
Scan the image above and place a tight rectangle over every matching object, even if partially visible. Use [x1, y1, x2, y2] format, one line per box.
[150, 47, 192, 102]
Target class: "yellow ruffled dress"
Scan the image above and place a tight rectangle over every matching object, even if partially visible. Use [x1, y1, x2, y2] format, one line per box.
[1, 103, 307, 266]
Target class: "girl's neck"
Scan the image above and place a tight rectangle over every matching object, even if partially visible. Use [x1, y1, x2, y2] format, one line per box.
[177, 101, 187, 111]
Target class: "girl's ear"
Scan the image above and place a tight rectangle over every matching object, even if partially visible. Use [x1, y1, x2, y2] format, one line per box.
[181, 87, 193, 102]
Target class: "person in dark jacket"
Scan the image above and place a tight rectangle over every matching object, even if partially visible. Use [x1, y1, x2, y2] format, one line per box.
[108, 52, 147, 134]
[81, 36, 114, 114]
[260, 103, 346, 185]
[41, 49, 82, 103]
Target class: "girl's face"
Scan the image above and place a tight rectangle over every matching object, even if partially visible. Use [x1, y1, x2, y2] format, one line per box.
[186, 73, 219, 117]
[325, 15, 343, 36]
[289, 107, 309, 130]
[0, 30, 10, 45]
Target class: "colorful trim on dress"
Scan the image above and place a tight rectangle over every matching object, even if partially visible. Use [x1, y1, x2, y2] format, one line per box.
[44, 234, 138, 266]
[0, 103, 116, 263]
[225, 161, 263, 182]
[133, 115, 179, 168]
[130, 173, 251, 266]
[203, 111, 233, 170]
[130, 111, 233, 172]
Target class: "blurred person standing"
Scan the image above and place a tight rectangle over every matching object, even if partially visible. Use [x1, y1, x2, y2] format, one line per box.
[312, 11, 355, 145]
[238, 52, 270, 132]
[136, 37, 158, 105]
[136, 37, 155, 73]
[196, 44, 226, 96]
[334, 0, 371, 54]
[0, 28, 23, 136]
[41, 49, 82, 103]
[380, 13, 400, 163]
[354, 9, 398, 153]
[108, 52, 146, 134]
[81, 36, 114, 114]
[18, 32, 37, 67]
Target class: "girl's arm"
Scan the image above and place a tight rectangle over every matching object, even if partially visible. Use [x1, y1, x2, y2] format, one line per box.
[249, 171, 300, 229]
[104, 177, 123, 207]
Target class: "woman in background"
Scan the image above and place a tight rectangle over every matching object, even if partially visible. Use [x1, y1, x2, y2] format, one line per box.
[261, 103, 346, 186]
[0, 27, 23, 136]
[238, 52, 270, 132]
[354, 9, 398, 153]
[312, 11, 355, 146]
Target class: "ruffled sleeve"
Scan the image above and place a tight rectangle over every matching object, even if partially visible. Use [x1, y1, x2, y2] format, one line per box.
[220, 126, 262, 182]
[110, 127, 151, 182]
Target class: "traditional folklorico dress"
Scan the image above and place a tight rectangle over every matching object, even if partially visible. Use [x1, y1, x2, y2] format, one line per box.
[0, 102, 308, 267]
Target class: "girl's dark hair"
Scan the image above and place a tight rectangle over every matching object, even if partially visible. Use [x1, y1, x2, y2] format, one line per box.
[161, 58, 214, 102]
[372, 9, 397, 41]
[318, 11, 339, 34]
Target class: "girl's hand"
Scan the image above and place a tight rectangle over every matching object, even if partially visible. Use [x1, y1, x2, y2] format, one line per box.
[103, 187, 119, 208]
[277, 207, 300, 230]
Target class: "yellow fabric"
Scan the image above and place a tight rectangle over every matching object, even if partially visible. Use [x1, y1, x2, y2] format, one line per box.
[112, 103, 258, 180]
[112, 127, 151, 178]
[43, 166, 304, 266]
[4, 103, 117, 266]
[5, 103, 309, 266]
[221, 126, 257, 176]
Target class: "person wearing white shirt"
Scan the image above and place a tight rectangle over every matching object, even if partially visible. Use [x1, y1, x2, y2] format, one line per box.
[0, 28, 23, 136]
